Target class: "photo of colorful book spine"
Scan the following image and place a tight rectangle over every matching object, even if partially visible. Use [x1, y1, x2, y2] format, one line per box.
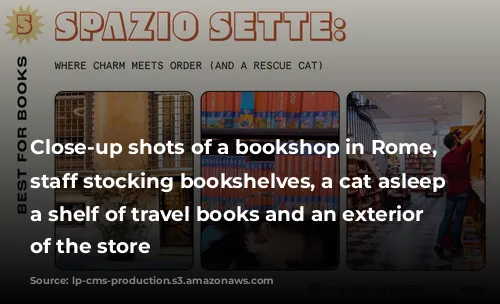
[293, 148, 302, 210]
[324, 93, 339, 128]
[274, 92, 287, 128]
[245, 161, 255, 210]
[238, 156, 247, 208]
[233, 92, 242, 128]
[333, 94, 340, 128]
[254, 92, 268, 128]
[270, 92, 277, 128]
[227, 156, 236, 210]
[201, 155, 208, 209]
[315, 92, 328, 128]
[264, 161, 274, 211]
[287, 92, 302, 128]
[266, 92, 274, 128]
[330, 155, 340, 210]
[201, 94, 207, 128]
[274, 145, 288, 210]
[258, 162, 267, 211]
[214, 155, 221, 210]
[224, 92, 234, 128]
[319, 150, 329, 211]
[239, 92, 255, 128]
[221, 155, 228, 210]
[205, 156, 213, 210]
[207, 92, 225, 128]
[300, 92, 317, 128]
[300, 147, 311, 212]
[310, 144, 321, 211]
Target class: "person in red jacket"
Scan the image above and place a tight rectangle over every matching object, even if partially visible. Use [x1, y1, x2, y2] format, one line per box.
[434, 113, 484, 259]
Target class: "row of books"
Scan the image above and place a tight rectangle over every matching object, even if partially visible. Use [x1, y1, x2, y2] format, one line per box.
[201, 154, 340, 212]
[461, 217, 483, 263]
[405, 159, 435, 164]
[406, 154, 434, 159]
[201, 92, 339, 129]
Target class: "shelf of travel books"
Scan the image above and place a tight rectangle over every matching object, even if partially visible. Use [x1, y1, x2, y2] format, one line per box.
[201, 91, 340, 215]
[202, 91, 339, 130]
[405, 153, 435, 192]
[202, 127, 339, 140]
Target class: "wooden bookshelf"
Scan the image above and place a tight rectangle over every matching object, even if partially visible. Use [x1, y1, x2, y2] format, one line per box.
[404, 153, 435, 192]
[384, 154, 412, 202]
[347, 157, 384, 222]
[387, 154, 400, 177]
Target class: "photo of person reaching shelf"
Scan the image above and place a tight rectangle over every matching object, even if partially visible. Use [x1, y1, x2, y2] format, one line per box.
[347, 92, 485, 270]
[435, 111, 485, 259]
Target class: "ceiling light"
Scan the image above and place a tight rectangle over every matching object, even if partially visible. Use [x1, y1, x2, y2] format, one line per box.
[427, 97, 439, 101]
[429, 105, 442, 108]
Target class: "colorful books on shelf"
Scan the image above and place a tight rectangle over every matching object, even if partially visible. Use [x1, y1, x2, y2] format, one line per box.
[203, 91, 339, 129]
[405, 153, 435, 173]
[201, 152, 340, 212]
[460, 216, 484, 263]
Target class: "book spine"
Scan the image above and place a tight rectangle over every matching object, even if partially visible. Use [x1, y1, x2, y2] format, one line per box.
[224, 92, 234, 128]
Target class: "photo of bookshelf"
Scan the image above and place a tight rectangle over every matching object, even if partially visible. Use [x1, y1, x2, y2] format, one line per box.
[385, 154, 411, 208]
[405, 153, 441, 197]
[347, 92, 485, 270]
[387, 154, 401, 177]
[200, 91, 340, 270]
[347, 155, 384, 213]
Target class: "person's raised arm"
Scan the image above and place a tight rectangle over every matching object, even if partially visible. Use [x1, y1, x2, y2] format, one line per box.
[468, 119, 485, 143]
[461, 112, 484, 143]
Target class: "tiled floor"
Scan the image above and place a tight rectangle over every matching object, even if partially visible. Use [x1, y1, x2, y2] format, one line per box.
[347, 193, 454, 270]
